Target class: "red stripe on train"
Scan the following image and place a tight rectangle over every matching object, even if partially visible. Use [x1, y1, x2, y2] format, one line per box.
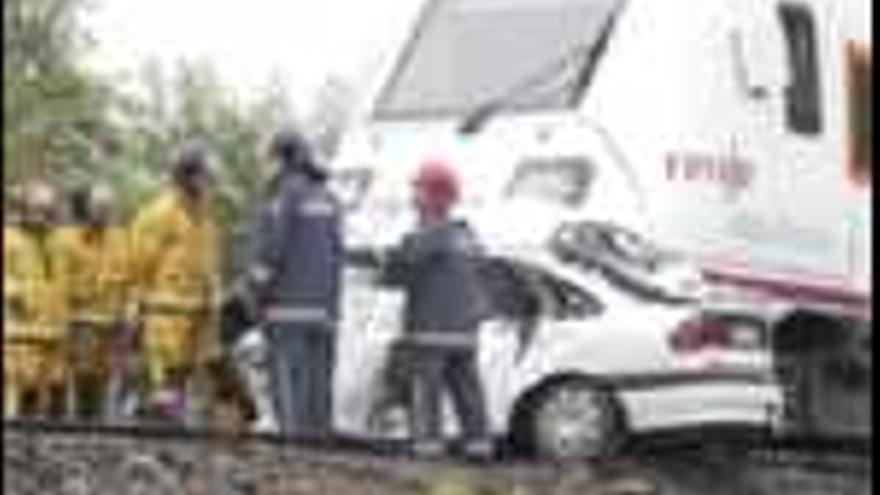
[702, 269, 871, 318]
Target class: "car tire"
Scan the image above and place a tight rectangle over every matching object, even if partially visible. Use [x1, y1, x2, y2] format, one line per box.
[530, 379, 625, 461]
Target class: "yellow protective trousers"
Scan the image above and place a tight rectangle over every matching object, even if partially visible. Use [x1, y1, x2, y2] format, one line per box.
[3, 338, 66, 418]
[141, 314, 206, 392]
[4, 227, 68, 418]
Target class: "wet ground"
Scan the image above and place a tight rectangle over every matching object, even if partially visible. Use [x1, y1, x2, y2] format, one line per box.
[3, 424, 871, 495]
[636, 443, 871, 495]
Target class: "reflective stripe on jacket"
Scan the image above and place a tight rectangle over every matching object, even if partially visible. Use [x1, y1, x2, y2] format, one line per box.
[402, 331, 477, 349]
[264, 305, 332, 325]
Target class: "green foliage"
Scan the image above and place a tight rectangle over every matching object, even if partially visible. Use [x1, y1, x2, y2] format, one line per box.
[108, 61, 296, 275]
[4, 0, 108, 184]
[3, 0, 299, 277]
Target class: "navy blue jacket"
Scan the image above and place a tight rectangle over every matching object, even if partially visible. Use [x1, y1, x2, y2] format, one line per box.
[382, 219, 489, 334]
[250, 170, 343, 324]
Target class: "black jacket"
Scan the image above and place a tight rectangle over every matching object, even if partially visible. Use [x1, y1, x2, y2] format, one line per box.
[249, 170, 344, 324]
[381, 219, 489, 334]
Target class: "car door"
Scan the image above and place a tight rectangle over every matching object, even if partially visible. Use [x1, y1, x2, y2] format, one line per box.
[335, 264, 404, 434]
[478, 257, 606, 431]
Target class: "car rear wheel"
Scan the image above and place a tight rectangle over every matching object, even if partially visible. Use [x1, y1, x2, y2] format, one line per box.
[530, 380, 625, 461]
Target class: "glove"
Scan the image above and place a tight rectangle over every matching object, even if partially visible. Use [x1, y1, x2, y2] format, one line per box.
[229, 278, 262, 323]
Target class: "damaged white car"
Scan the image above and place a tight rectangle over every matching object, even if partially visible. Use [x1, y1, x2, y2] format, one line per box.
[334, 222, 784, 459]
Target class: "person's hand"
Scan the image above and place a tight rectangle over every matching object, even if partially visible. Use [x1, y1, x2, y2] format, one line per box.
[345, 247, 386, 269]
[228, 277, 262, 321]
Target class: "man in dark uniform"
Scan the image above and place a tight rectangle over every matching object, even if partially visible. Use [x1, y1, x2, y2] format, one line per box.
[242, 127, 343, 437]
[380, 159, 492, 460]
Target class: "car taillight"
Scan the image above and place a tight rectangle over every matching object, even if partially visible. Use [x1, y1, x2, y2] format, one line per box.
[669, 317, 733, 352]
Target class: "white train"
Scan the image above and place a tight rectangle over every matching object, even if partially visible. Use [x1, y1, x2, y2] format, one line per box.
[324, 0, 871, 458]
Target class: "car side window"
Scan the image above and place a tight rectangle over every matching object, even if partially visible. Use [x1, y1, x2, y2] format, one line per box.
[481, 258, 603, 321]
[504, 158, 594, 207]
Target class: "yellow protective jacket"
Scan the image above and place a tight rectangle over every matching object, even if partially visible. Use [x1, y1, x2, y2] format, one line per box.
[57, 225, 133, 326]
[3, 226, 68, 342]
[129, 188, 221, 335]
[3, 225, 21, 330]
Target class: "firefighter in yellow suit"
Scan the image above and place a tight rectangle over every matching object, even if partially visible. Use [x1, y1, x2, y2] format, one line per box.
[3, 195, 24, 418]
[57, 183, 132, 419]
[130, 142, 221, 421]
[3, 182, 68, 418]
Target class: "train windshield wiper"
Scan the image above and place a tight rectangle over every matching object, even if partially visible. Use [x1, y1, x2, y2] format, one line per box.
[457, 2, 625, 136]
[456, 43, 590, 135]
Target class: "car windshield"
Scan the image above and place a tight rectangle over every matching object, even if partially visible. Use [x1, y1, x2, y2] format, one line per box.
[374, 0, 624, 119]
[505, 158, 593, 206]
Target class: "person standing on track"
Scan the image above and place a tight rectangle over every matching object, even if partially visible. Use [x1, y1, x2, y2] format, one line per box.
[240, 127, 344, 437]
[57, 183, 133, 420]
[129, 141, 222, 424]
[3, 182, 69, 418]
[379, 159, 493, 460]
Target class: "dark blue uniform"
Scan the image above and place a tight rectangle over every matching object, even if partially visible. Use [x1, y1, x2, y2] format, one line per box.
[248, 170, 343, 436]
[382, 219, 491, 455]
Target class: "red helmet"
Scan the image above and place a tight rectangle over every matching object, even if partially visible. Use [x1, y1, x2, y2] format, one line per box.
[414, 158, 460, 208]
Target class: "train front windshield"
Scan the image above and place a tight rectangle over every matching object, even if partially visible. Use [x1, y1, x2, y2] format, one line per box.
[374, 0, 624, 119]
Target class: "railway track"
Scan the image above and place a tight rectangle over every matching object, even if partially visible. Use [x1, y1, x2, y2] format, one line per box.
[4, 419, 872, 495]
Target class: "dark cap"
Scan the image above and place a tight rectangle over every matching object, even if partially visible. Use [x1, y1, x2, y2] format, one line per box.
[269, 126, 325, 180]
[172, 139, 213, 177]
[269, 126, 310, 162]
